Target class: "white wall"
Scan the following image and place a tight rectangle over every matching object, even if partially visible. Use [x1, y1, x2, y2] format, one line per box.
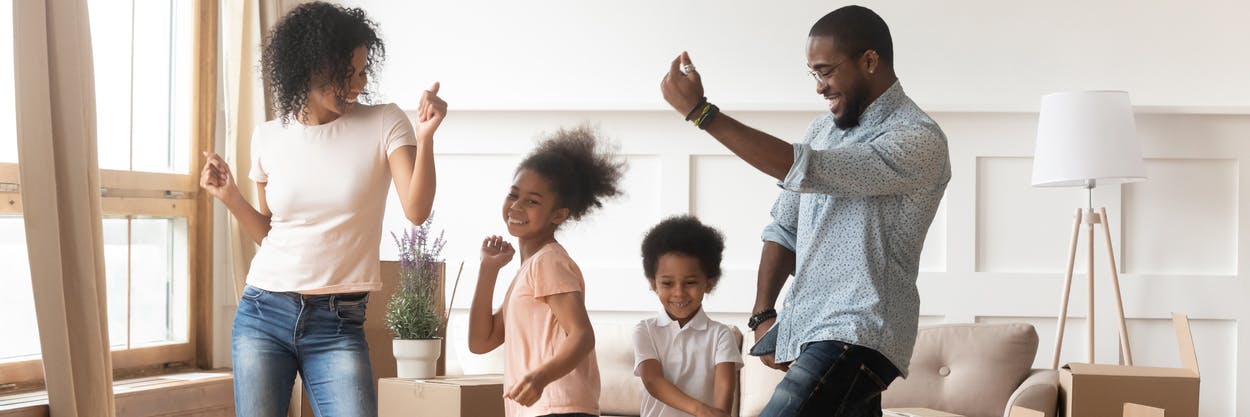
[215, 1, 1250, 415]
[348, 0, 1250, 111]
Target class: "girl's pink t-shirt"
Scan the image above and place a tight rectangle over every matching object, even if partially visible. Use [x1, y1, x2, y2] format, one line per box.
[502, 242, 601, 417]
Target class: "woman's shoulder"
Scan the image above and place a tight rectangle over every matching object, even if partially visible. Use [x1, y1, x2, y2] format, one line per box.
[357, 102, 405, 118]
[252, 118, 294, 142]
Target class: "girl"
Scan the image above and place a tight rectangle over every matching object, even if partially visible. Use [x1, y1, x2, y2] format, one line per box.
[198, 2, 445, 416]
[468, 125, 626, 417]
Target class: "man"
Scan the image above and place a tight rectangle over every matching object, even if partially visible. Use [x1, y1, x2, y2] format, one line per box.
[659, 5, 950, 417]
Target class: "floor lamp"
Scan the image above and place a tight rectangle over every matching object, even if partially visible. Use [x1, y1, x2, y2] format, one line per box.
[1031, 91, 1147, 369]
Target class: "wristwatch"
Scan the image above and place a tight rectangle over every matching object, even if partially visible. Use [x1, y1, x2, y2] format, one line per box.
[747, 309, 777, 331]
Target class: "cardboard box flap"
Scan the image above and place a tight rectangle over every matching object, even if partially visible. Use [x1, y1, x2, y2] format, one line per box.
[1124, 403, 1166, 417]
[1172, 312, 1200, 377]
[414, 375, 504, 387]
[1064, 362, 1196, 378]
[379, 376, 505, 417]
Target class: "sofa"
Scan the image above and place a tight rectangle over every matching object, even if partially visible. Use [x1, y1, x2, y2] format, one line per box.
[446, 321, 1058, 417]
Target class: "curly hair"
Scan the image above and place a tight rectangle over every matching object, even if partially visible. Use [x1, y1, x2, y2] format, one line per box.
[517, 125, 626, 221]
[262, 2, 385, 124]
[640, 216, 725, 282]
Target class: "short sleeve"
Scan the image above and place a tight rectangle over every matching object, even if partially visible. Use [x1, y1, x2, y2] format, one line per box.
[248, 127, 267, 183]
[714, 326, 744, 370]
[528, 251, 584, 299]
[383, 103, 418, 157]
[632, 321, 660, 376]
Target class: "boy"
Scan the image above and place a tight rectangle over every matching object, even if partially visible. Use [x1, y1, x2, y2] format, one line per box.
[633, 216, 743, 417]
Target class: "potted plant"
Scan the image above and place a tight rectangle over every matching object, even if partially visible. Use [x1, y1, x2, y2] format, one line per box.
[387, 216, 447, 379]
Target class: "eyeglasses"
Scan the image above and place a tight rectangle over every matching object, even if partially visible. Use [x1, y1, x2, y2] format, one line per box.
[806, 50, 866, 84]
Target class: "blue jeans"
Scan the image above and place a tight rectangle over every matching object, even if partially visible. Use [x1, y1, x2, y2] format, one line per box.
[759, 341, 900, 417]
[232, 284, 376, 417]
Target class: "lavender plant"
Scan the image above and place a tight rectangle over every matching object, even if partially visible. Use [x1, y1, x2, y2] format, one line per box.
[386, 215, 447, 340]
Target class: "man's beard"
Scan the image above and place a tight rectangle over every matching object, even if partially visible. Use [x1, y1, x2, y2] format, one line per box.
[832, 82, 870, 130]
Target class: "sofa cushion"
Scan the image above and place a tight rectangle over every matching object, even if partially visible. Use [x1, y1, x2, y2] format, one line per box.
[882, 323, 1039, 417]
[740, 349, 785, 417]
[595, 322, 649, 416]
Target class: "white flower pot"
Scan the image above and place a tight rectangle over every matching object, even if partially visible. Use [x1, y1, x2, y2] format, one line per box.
[393, 339, 441, 379]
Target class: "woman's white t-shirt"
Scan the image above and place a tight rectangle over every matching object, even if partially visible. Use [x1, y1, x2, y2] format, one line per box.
[247, 103, 416, 294]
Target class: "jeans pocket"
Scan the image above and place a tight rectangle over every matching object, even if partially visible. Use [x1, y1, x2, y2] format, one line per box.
[241, 285, 266, 300]
[832, 365, 890, 416]
[335, 303, 367, 324]
[858, 363, 890, 391]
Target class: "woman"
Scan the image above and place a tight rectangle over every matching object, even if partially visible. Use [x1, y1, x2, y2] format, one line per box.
[199, 2, 445, 416]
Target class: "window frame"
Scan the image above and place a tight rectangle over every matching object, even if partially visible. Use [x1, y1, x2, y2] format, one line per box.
[0, 170, 200, 387]
[0, 0, 216, 389]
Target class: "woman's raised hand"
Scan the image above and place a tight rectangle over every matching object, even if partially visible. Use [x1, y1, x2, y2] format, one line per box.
[415, 82, 447, 139]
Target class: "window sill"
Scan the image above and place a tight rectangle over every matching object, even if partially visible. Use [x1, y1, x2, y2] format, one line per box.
[0, 370, 232, 417]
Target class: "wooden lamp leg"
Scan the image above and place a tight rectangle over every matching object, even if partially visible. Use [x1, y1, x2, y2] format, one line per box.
[1086, 209, 1096, 363]
[1099, 207, 1134, 365]
[1052, 208, 1084, 369]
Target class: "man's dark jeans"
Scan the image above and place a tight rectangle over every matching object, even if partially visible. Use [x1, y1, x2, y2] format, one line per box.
[758, 340, 901, 417]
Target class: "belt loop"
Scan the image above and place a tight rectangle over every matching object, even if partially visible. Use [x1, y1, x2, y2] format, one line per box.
[329, 294, 338, 312]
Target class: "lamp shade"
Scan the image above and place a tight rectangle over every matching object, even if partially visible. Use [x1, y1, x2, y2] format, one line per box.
[1031, 91, 1146, 187]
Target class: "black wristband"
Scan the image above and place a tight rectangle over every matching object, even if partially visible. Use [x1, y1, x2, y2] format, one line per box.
[696, 103, 719, 130]
[747, 308, 777, 331]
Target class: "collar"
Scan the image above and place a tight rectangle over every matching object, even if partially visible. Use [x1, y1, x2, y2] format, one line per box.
[655, 306, 710, 331]
[854, 80, 905, 128]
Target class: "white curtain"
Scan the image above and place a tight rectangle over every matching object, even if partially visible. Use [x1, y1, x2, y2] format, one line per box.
[12, 0, 114, 415]
[222, 0, 282, 300]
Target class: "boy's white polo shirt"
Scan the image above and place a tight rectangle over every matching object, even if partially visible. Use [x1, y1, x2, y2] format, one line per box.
[632, 307, 744, 417]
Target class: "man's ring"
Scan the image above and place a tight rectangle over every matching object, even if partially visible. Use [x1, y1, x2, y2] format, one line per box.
[681, 64, 696, 74]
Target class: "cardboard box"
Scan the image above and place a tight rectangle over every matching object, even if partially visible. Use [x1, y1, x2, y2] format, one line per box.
[884, 408, 964, 417]
[1123, 403, 1166, 417]
[379, 374, 504, 417]
[1060, 312, 1200, 417]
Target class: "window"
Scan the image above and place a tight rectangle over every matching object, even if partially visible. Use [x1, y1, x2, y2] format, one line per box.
[0, 0, 42, 388]
[0, 0, 207, 387]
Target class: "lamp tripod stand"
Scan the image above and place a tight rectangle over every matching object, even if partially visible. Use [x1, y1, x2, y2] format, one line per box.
[1050, 185, 1135, 369]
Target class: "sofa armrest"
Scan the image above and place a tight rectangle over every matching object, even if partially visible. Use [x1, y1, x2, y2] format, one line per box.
[1002, 369, 1058, 417]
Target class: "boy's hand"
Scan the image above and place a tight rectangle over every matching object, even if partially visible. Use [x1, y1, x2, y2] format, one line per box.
[503, 369, 549, 407]
[480, 235, 515, 272]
